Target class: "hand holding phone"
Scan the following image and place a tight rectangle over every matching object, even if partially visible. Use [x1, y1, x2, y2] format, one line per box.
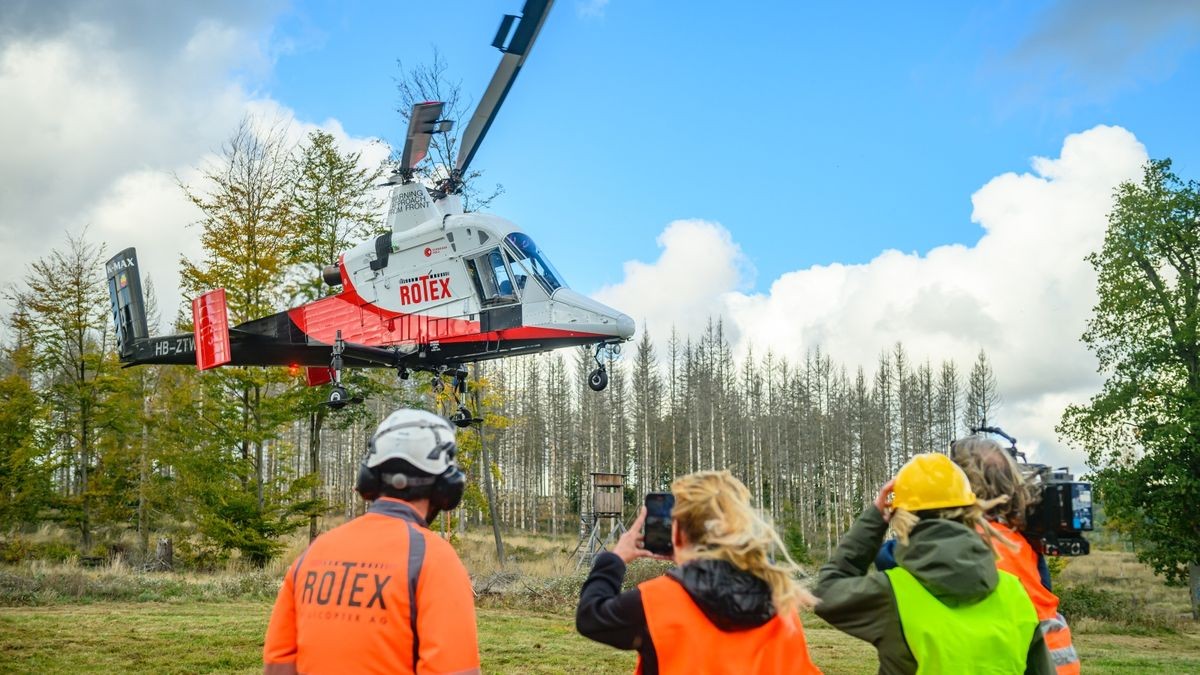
[643, 492, 675, 556]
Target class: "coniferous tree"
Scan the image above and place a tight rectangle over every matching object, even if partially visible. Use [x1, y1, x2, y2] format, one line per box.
[178, 118, 311, 565]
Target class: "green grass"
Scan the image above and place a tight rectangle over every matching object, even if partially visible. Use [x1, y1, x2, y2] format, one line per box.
[1, 546, 1197, 673]
[2, 601, 1197, 674]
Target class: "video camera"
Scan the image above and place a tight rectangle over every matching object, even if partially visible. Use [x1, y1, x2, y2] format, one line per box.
[971, 426, 1093, 557]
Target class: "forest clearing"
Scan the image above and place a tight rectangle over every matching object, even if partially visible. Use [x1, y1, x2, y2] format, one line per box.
[3, 3, 1200, 673]
[1, 543, 1197, 674]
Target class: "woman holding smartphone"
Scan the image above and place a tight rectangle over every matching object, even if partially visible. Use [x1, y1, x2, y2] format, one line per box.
[575, 470, 821, 674]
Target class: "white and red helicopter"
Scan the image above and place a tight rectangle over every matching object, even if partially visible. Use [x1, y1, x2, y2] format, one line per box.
[105, 0, 633, 425]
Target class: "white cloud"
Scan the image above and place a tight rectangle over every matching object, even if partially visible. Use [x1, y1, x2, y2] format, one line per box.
[594, 219, 749, 341]
[1004, 0, 1200, 107]
[596, 125, 1149, 470]
[576, 0, 611, 19]
[0, 4, 389, 332]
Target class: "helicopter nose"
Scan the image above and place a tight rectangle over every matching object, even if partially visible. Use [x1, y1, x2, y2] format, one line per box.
[549, 289, 636, 340]
[616, 312, 635, 339]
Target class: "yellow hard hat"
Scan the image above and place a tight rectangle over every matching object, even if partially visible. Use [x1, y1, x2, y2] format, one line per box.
[892, 453, 977, 512]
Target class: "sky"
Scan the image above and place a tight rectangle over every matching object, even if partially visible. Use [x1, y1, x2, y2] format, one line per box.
[2, 0, 1200, 469]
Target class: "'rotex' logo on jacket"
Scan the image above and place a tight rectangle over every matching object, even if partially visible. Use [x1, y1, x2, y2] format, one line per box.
[299, 560, 394, 611]
[399, 272, 451, 306]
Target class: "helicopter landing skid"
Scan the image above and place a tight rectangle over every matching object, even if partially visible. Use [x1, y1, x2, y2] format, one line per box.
[435, 366, 482, 428]
[588, 343, 622, 392]
[324, 330, 363, 409]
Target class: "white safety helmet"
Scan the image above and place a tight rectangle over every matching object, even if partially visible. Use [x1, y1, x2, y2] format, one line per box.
[364, 408, 458, 476]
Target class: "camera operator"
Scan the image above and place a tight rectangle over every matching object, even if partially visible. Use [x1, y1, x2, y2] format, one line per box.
[951, 435, 1080, 675]
[263, 409, 480, 675]
[575, 470, 821, 674]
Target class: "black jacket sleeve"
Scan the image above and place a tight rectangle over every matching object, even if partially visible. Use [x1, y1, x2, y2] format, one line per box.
[575, 552, 657, 673]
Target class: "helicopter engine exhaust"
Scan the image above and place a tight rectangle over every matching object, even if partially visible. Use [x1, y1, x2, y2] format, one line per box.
[322, 265, 342, 287]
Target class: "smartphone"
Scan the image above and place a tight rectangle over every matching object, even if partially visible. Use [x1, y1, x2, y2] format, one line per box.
[643, 492, 675, 556]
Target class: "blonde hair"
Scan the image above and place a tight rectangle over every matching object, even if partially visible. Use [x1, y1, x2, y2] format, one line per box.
[888, 483, 1015, 554]
[671, 470, 817, 617]
[950, 435, 1037, 530]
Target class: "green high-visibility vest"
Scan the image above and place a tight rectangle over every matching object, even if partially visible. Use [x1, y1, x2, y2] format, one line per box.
[885, 566, 1038, 675]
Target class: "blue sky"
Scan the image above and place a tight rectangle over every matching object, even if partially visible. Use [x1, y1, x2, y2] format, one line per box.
[261, 0, 1200, 295]
[2, 0, 1200, 464]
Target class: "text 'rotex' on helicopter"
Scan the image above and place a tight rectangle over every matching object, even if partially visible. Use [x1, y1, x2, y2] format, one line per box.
[104, 0, 633, 427]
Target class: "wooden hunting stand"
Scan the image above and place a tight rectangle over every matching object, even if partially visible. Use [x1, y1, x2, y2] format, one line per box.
[572, 472, 627, 570]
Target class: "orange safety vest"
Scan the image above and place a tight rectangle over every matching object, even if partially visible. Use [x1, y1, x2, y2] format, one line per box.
[988, 522, 1079, 675]
[263, 498, 480, 675]
[637, 575, 822, 675]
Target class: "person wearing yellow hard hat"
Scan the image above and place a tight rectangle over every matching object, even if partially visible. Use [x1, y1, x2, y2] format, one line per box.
[813, 453, 1055, 674]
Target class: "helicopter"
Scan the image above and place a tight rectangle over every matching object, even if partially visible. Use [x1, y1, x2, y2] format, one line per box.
[104, 0, 634, 426]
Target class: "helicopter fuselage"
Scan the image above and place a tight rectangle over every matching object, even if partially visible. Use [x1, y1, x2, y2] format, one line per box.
[117, 181, 633, 375]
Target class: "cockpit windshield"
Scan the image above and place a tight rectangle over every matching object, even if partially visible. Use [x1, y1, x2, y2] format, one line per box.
[504, 233, 567, 293]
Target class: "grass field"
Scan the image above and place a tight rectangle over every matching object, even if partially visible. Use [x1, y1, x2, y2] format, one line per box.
[1, 600, 1198, 673]
[1, 542, 1198, 673]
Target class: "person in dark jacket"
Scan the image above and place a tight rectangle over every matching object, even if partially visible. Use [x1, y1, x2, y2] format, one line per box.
[815, 453, 1055, 675]
[576, 470, 821, 674]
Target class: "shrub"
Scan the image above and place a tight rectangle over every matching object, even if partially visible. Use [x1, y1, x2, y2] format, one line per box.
[781, 520, 813, 565]
[0, 537, 77, 565]
[0, 565, 282, 606]
[1057, 584, 1180, 633]
[1046, 555, 1069, 587]
[1057, 585, 1126, 621]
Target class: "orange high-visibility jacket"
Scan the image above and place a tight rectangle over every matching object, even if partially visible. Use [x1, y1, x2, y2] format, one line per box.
[636, 575, 822, 675]
[263, 498, 480, 675]
[989, 522, 1079, 675]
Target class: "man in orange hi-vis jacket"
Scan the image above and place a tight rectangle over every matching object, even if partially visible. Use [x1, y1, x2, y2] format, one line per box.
[264, 409, 479, 675]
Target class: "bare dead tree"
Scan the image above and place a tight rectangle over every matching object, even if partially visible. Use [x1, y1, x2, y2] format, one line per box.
[395, 49, 504, 212]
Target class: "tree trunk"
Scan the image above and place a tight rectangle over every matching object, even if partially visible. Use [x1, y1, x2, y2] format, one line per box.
[255, 385, 265, 513]
[155, 537, 174, 571]
[473, 373, 506, 567]
[309, 407, 327, 541]
[1190, 563, 1200, 621]
[138, 425, 149, 555]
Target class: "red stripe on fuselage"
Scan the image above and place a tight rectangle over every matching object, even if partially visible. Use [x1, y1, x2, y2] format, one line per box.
[288, 259, 608, 347]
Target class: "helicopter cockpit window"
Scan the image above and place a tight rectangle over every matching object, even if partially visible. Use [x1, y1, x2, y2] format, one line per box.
[466, 248, 518, 306]
[504, 233, 566, 293]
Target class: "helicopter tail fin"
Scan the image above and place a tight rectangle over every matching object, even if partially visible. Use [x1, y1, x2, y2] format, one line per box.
[105, 247, 149, 360]
[192, 288, 232, 371]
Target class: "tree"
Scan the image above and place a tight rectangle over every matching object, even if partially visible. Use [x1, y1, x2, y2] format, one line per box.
[1059, 158, 1200, 618]
[6, 231, 114, 550]
[178, 117, 310, 565]
[964, 349, 1000, 431]
[289, 129, 386, 302]
[395, 50, 503, 211]
[0, 365, 52, 530]
[289, 128, 387, 539]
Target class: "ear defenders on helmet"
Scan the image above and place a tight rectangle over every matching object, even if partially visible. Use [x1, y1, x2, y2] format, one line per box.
[426, 466, 466, 523]
[354, 414, 466, 522]
[354, 462, 465, 519]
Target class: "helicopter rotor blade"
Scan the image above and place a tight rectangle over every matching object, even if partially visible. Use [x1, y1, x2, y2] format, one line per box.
[399, 101, 450, 175]
[453, 0, 554, 182]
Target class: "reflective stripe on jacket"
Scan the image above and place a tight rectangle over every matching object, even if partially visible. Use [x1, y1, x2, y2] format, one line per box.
[989, 523, 1080, 675]
[885, 567, 1038, 675]
[636, 575, 821, 675]
[262, 498, 480, 675]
